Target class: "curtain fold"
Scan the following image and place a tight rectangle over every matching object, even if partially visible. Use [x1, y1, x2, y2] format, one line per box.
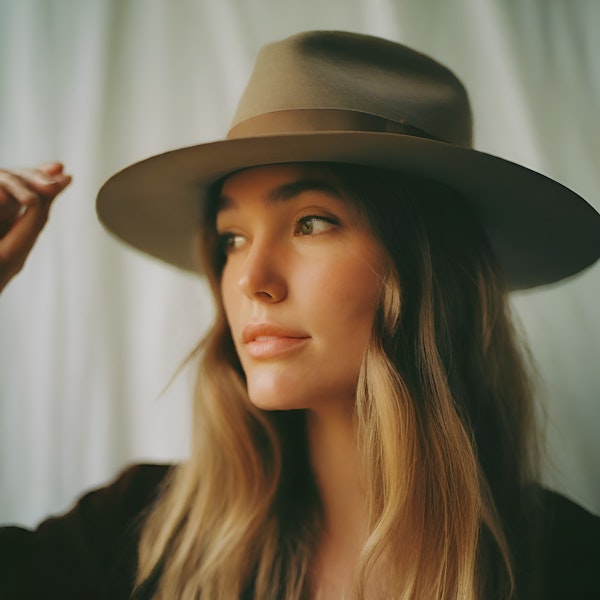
[1, 0, 598, 527]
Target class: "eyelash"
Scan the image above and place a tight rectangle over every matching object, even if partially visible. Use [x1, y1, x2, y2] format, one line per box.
[217, 214, 339, 254]
[295, 214, 338, 236]
[218, 232, 245, 254]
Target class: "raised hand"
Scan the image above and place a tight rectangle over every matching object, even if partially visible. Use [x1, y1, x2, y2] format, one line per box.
[0, 162, 71, 293]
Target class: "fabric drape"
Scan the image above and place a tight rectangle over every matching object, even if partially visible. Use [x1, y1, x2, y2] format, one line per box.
[1, 0, 598, 528]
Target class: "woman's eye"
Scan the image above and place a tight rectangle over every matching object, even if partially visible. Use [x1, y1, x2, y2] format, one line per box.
[219, 232, 246, 253]
[296, 215, 337, 236]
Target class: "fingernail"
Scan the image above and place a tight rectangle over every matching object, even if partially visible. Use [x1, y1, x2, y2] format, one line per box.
[40, 176, 66, 187]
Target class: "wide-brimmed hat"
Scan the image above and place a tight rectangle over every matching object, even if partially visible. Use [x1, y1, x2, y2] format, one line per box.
[96, 30, 600, 290]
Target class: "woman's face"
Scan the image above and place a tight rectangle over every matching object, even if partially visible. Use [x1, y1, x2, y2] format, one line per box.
[216, 164, 386, 413]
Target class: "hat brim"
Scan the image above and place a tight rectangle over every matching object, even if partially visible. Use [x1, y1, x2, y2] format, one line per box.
[96, 131, 600, 290]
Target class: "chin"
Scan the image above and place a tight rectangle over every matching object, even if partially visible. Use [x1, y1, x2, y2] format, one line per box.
[244, 368, 307, 411]
[247, 389, 307, 412]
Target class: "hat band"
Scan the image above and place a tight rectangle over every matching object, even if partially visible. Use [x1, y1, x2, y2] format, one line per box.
[227, 108, 445, 142]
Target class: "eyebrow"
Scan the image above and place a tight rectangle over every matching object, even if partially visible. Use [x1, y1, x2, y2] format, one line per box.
[217, 177, 343, 211]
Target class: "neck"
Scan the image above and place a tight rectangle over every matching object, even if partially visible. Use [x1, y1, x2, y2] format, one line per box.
[305, 405, 369, 597]
[306, 404, 368, 550]
[305, 405, 392, 599]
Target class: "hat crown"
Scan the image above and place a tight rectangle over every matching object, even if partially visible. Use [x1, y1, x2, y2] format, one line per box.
[231, 31, 473, 147]
[97, 30, 599, 288]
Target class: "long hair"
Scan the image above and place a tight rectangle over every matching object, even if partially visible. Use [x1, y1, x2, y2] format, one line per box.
[135, 164, 540, 599]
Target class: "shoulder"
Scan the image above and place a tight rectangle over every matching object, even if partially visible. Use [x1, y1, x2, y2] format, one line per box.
[35, 463, 173, 550]
[541, 487, 600, 536]
[536, 487, 600, 600]
[0, 463, 173, 600]
[540, 487, 600, 561]
[73, 463, 173, 521]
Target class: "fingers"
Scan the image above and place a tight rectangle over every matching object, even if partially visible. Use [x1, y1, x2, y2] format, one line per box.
[0, 163, 72, 293]
[0, 163, 71, 234]
[0, 201, 49, 288]
[38, 161, 65, 175]
[3, 165, 72, 206]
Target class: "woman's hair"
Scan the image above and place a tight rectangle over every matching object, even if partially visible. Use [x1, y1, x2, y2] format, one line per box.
[134, 164, 540, 600]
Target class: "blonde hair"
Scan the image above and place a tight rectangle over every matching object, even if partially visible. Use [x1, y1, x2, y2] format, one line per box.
[134, 164, 540, 599]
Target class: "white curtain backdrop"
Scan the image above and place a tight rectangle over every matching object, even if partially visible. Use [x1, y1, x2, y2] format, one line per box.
[1, 0, 598, 528]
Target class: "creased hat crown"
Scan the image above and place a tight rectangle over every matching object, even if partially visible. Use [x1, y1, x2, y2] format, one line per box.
[229, 31, 473, 146]
[96, 30, 600, 289]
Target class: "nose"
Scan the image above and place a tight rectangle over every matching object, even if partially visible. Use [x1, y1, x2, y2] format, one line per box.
[237, 239, 287, 303]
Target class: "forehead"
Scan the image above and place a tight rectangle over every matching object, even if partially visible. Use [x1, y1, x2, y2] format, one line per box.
[217, 163, 346, 211]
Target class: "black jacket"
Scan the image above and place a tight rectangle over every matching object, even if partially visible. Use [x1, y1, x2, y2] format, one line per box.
[1, 464, 599, 599]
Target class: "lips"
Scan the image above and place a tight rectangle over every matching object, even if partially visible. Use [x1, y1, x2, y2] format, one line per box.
[242, 322, 310, 359]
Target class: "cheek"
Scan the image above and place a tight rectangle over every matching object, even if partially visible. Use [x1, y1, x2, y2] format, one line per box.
[220, 268, 240, 335]
[313, 255, 383, 343]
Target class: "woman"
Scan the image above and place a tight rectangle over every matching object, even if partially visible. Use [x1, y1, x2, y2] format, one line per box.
[1, 31, 599, 600]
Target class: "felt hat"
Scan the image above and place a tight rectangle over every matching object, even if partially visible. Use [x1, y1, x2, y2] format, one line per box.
[96, 30, 600, 289]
